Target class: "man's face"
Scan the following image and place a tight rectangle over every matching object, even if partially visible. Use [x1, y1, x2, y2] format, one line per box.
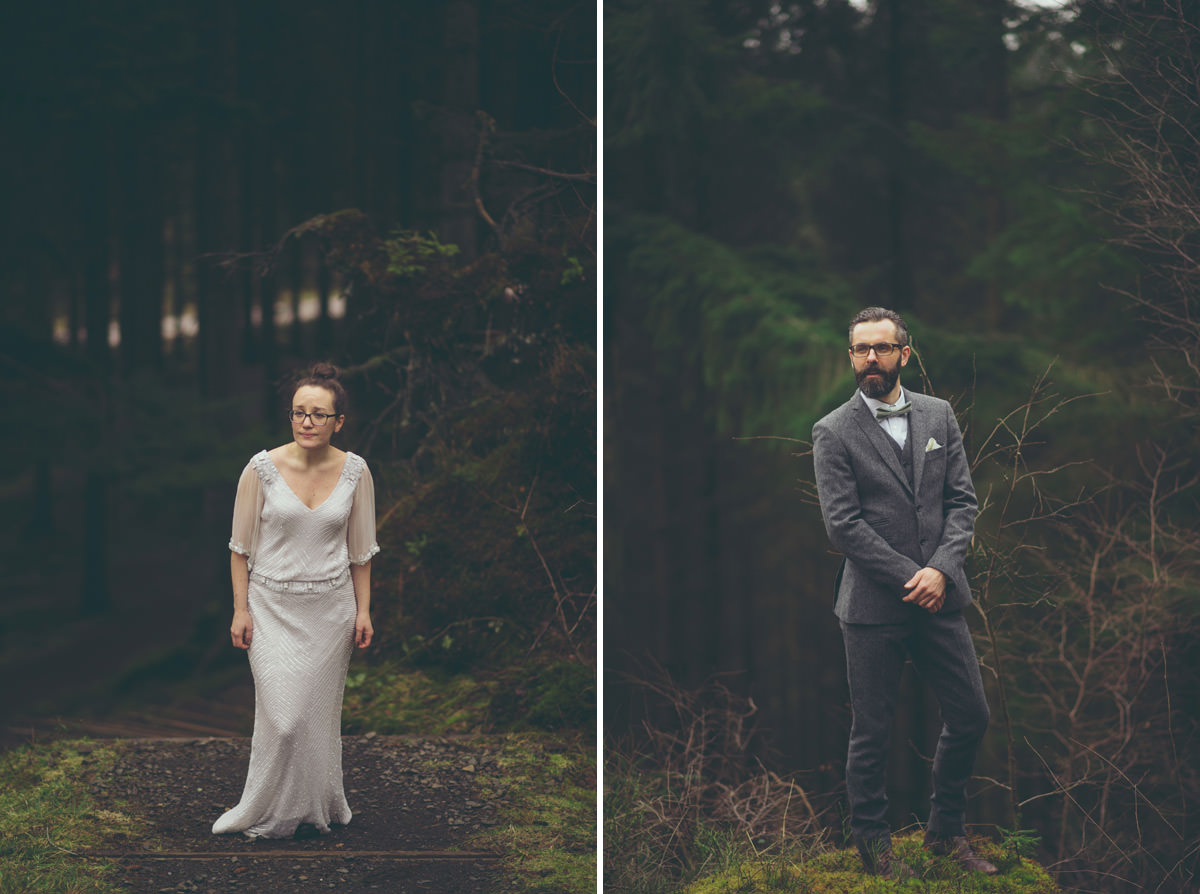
[850, 320, 910, 399]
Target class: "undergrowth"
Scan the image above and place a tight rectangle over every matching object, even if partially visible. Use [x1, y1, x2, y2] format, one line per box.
[605, 673, 827, 893]
[605, 673, 1061, 894]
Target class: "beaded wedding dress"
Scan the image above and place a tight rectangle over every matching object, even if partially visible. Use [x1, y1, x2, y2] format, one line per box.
[212, 450, 380, 839]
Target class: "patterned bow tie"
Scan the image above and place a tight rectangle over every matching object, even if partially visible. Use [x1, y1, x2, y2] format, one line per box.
[875, 401, 912, 420]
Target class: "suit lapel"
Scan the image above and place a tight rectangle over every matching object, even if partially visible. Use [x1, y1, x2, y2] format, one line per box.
[850, 396, 913, 496]
[910, 395, 927, 494]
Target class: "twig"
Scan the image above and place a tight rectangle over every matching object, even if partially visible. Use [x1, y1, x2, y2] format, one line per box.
[472, 112, 503, 243]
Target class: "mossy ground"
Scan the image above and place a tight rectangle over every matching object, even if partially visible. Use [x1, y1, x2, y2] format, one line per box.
[681, 833, 1060, 894]
[0, 738, 140, 894]
[471, 733, 597, 894]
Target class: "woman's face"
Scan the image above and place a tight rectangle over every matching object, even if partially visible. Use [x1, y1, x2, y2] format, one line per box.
[290, 385, 344, 449]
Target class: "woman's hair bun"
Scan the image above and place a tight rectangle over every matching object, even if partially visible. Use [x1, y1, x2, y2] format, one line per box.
[309, 361, 339, 380]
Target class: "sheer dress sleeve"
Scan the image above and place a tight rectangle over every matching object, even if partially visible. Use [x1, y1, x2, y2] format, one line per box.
[229, 460, 264, 563]
[348, 460, 381, 565]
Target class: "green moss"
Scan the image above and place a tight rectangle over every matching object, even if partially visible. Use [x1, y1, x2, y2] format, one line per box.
[342, 664, 495, 735]
[341, 659, 595, 735]
[472, 733, 596, 894]
[0, 739, 140, 894]
[682, 833, 1062, 894]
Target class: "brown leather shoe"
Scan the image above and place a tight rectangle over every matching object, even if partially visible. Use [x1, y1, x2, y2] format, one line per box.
[860, 845, 916, 879]
[924, 833, 999, 875]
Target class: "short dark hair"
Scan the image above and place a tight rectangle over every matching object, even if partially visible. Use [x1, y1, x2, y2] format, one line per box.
[848, 307, 909, 347]
[291, 361, 349, 415]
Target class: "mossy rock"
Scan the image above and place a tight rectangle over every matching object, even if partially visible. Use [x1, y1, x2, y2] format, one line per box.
[683, 833, 1061, 894]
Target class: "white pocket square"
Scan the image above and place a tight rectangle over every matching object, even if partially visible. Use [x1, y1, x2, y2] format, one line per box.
[925, 438, 943, 453]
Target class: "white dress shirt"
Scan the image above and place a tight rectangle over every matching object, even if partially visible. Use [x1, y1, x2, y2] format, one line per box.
[859, 385, 908, 449]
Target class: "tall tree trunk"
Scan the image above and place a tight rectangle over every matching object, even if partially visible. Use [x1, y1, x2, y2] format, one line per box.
[982, 0, 1010, 331]
[884, 0, 916, 312]
[81, 469, 110, 616]
[196, 0, 242, 400]
[163, 171, 183, 368]
[239, 0, 270, 369]
[378, 4, 405, 227]
[440, 0, 480, 258]
[79, 122, 112, 616]
[28, 459, 54, 540]
[82, 141, 112, 376]
[118, 124, 165, 375]
[69, 272, 82, 351]
[289, 238, 305, 355]
[171, 153, 200, 370]
[316, 257, 333, 354]
[349, 0, 369, 215]
[259, 264, 280, 419]
[256, 147, 280, 421]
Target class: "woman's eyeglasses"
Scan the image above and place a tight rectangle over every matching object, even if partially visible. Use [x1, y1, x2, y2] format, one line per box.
[288, 410, 340, 426]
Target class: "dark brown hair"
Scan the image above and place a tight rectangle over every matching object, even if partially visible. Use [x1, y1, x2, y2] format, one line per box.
[291, 362, 348, 415]
[848, 306, 909, 347]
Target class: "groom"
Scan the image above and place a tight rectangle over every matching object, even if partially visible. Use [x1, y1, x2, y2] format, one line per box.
[812, 307, 996, 878]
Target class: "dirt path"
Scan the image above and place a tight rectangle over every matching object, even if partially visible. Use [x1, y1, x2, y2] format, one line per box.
[81, 735, 522, 893]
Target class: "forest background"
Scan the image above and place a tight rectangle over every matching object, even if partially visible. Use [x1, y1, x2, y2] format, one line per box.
[0, 0, 596, 760]
[605, 1, 1199, 892]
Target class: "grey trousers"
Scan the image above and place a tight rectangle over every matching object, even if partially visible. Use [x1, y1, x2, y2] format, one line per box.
[840, 610, 990, 856]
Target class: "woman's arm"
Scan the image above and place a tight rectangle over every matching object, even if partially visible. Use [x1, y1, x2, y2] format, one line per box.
[229, 459, 262, 649]
[347, 458, 379, 649]
[230, 551, 253, 649]
[352, 560, 373, 649]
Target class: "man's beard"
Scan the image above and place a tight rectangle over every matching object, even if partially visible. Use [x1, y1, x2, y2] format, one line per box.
[856, 361, 900, 399]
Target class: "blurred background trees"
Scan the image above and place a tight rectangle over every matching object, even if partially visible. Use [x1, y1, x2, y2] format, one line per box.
[605, 0, 1198, 890]
[1, 0, 594, 742]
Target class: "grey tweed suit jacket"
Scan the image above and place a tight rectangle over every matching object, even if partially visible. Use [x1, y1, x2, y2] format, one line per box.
[812, 389, 977, 625]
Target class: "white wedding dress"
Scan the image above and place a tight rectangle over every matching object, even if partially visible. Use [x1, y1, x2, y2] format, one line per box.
[212, 449, 380, 839]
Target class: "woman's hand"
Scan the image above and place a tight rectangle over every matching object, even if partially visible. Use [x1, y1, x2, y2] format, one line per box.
[230, 610, 253, 649]
[355, 611, 373, 649]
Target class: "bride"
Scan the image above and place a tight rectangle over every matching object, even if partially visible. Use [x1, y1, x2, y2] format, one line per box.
[213, 362, 380, 839]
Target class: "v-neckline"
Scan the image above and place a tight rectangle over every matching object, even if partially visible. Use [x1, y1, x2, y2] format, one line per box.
[264, 450, 350, 512]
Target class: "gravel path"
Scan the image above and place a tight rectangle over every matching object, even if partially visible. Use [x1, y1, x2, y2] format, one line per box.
[84, 735, 518, 893]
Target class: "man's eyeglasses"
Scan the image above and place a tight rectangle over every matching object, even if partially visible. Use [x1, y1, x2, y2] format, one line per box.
[288, 410, 340, 426]
[849, 343, 904, 358]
